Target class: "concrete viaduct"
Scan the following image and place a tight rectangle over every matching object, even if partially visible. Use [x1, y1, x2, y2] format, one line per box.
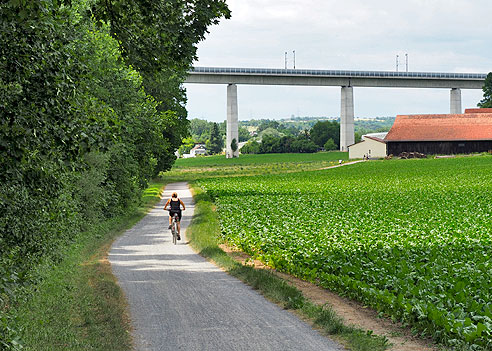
[185, 67, 486, 157]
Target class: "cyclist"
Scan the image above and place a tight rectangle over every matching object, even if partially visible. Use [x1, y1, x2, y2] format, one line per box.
[164, 192, 186, 240]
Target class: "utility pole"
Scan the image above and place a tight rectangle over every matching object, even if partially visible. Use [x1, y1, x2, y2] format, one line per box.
[284, 51, 287, 69]
[405, 53, 408, 72]
[396, 54, 399, 72]
[293, 50, 296, 69]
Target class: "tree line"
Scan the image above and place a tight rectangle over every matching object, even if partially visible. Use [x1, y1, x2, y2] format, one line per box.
[183, 117, 398, 156]
[0, 0, 229, 348]
[241, 120, 340, 154]
[182, 118, 341, 155]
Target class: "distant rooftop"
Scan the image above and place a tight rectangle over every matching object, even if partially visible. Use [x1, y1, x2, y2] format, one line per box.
[362, 132, 388, 141]
[385, 113, 492, 142]
[465, 108, 492, 114]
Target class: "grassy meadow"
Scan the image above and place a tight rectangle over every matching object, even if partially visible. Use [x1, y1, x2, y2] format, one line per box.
[164, 152, 348, 180]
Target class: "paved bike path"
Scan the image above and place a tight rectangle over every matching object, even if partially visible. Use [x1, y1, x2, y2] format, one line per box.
[110, 182, 344, 351]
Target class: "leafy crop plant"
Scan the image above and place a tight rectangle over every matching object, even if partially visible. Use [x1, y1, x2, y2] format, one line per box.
[197, 156, 492, 350]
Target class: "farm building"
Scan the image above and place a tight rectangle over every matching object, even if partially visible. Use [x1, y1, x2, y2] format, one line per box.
[385, 110, 492, 156]
[182, 144, 207, 158]
[190, 144, 207, 157]
[348, 133, 387, 159]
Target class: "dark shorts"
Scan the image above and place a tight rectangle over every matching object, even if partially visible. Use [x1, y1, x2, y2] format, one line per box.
[169, 210, 182, 221]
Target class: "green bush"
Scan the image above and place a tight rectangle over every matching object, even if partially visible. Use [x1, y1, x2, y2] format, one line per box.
[324, 138, 337, 151]
[240, 140, 261, 154]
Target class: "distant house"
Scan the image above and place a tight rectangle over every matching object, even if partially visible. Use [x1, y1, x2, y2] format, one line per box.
[385, 110, 492, 155]
[348, 133, 387, 159]
[190, 144, 207, 157]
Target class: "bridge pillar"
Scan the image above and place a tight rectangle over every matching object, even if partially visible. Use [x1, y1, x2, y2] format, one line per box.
[340, 86, 355, 151]
[450, 88, 462, 114]
[226, 84, 239, 158]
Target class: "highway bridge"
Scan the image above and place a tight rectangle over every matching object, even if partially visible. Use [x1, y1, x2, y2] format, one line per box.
[185, 67, 487, 156]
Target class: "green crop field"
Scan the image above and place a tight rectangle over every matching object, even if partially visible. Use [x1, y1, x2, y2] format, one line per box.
[196, 156, 492, 350]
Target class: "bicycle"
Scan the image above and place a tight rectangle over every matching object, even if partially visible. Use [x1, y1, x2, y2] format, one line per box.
[170, 212, 179, 245]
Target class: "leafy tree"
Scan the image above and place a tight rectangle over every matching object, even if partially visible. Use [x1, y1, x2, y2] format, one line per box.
[190, 118, 211, 142]
[324, 138, 337, 151]
[291, 139, 319, 153]
[90, 0, 231, 169]
[238, 126, 250, 142]
[240, 140, 260, 154]
[258, 120, 279, 132]
[208, 122, 223, 154]
[278, 124, 298, 136]
[231, 138, 238, 156]
[259, 135, 278, 153]
[259, 127, 284, 139]
[257, 134, 318, 154]
[355, 131, 363, 144]
[478, 72, 492, 108]
[179, 137, 195, 155]
[310, 120, 340, 148]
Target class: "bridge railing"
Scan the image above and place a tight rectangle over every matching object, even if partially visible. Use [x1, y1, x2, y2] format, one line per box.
[190, 66, 486, 80]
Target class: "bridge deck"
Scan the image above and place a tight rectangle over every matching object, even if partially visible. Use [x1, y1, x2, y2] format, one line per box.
[190, 66, 485, 80]
[186, 67, 486, 89]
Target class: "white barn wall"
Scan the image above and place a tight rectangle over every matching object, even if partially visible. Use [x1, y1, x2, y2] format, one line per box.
[348, 138, 387, 159]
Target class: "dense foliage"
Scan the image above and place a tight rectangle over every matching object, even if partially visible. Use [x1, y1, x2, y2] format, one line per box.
[208, 122, 224, 154]
[187, 118, 248, 147]
[197, 156, 492, 350]
[310, 120, 340, 149]
[230, 138, 238, 155]
[0, 0, 229, 348]
[239, 116, 394, 136]
[241, 134, 319, 154]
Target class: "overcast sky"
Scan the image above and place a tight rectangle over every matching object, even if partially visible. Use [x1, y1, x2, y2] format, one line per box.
[184, 0, 492, 122]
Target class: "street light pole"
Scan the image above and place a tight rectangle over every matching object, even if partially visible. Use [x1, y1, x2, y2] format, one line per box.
[293, 50, 296, 69]
[284, 51, 287, 69]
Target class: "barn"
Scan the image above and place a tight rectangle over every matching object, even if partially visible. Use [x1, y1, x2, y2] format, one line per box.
[385, 109, 492, 156]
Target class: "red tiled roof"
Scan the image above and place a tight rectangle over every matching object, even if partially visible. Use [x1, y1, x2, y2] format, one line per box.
[465, 108, 492, 114]
[384, 113, 492, 142]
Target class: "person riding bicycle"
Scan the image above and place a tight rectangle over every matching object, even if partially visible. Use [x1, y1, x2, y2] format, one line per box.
[164, 192, 186, 240]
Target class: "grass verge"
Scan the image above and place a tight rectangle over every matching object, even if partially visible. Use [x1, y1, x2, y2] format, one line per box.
[186, 183, 390, 351]
[12, 180, 167, 350]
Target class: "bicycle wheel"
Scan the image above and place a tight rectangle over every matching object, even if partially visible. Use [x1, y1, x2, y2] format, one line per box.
[172, 221, 178, 245]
